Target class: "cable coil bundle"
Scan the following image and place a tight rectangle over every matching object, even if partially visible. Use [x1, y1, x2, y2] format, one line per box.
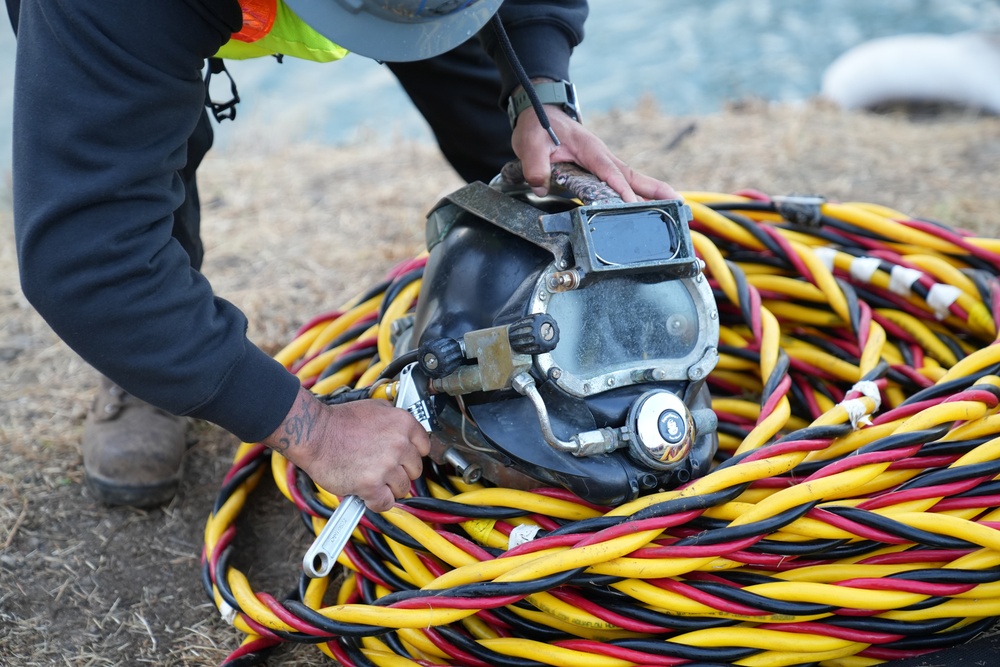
[203, 190, 1000, 667]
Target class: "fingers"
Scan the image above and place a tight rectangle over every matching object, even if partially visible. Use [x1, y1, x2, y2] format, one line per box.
[400, 448, 423, 481]
[358, 400, 427, 509]
[586, 154, 640, 203]
[366, 485, 397, 514]
[408, 418, 431, 458]
[274, 396, 430, 513]
[364, 463, 412, 513]
[630, 170, 681, 201]
[511, 107, 678, 203]
[366, 465, 418, 511]
[605, 159, 680, 202]
[515, 129, 556, 198]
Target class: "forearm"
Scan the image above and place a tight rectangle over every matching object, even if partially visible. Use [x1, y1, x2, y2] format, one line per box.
[12, 0, 295, 443]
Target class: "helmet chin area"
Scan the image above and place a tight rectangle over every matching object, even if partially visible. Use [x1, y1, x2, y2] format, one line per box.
[406, 183, 721, 505]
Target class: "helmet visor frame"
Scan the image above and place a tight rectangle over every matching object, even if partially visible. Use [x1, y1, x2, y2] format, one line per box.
[527, 262, 720, 399]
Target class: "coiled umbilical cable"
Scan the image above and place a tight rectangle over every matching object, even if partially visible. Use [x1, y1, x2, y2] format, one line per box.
[203, 191, 1000, 667]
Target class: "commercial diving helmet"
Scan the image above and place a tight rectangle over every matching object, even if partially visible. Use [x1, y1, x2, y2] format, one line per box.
[397, 164, 720, 506]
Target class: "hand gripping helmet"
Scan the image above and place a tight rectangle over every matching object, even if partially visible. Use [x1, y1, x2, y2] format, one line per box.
[397, 164, 721, 506]
[283, 0, 504, 62]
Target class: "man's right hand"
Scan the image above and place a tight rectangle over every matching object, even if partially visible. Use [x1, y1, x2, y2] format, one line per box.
[261, 387, 430, 512]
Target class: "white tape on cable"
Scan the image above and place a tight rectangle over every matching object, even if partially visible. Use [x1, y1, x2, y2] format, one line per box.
[849, 257, 881, 284]
[841, 399, 871, 428]
[814, 247, 838, 271]
[852, 380, 882, 409]
[889, 265, 923, 296]
[927, 283, 963, 321]
[841, 380, 882, 429]
[219, 599, 238, 626]
[508, 523, 541, 549]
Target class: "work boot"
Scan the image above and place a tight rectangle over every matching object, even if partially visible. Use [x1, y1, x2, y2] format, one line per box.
[82, 376, 190, 508]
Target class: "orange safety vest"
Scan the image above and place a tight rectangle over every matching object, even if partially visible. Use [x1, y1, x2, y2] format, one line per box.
[216, 0, 348, 62]
[231, 0, 277, 44]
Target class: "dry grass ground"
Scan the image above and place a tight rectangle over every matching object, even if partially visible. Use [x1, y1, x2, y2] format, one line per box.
[1, 101, 999, 666]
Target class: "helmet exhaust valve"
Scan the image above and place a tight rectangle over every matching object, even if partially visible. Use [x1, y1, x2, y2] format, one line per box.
[627, 390, 695, 470]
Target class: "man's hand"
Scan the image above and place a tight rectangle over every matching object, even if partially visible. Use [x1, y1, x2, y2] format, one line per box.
[511, 104, 679, 203]
[262, 386, 430, 512]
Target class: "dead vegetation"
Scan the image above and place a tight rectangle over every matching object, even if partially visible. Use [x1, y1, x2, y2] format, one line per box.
[1, 101, 999, 665]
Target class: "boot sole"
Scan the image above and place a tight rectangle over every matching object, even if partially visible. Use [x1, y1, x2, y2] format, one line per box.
[85, 474, 180, 508]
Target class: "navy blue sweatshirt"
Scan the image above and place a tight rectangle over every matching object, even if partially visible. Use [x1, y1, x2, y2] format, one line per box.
[8, 0, 586, 444]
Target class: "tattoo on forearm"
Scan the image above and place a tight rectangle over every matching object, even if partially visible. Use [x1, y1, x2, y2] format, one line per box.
[271, 395, 319, 454]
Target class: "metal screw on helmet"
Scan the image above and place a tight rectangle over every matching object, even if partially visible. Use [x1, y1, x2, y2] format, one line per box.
[632, 368, 668, 383]
[284, 0, 503, 62]
[540, 322, 555, 342]
[546, 270, 581, 293]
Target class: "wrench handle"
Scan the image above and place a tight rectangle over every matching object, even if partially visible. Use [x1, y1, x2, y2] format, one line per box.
[302, 494, 366, 578]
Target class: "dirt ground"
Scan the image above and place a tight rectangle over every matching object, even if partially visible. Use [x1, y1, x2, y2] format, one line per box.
[2, 100, 1000, 666]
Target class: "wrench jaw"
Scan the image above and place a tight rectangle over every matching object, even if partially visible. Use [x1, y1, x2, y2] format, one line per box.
[396, 363, 437, 432]
[302, 363, 435, 579]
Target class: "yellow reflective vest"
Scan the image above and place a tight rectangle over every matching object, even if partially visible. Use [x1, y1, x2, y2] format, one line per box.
[215, 0, 348, 63]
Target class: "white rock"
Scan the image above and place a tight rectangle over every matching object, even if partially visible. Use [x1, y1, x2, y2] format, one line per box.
[821, 32, 1000, 113]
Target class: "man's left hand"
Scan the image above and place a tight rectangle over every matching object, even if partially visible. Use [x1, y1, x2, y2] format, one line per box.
[511, 106, 679, 203]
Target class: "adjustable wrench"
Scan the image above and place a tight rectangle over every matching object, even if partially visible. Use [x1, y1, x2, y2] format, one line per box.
[302, 363, 434, 578]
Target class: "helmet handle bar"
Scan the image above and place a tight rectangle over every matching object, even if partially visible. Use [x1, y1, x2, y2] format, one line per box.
[499, 160, 624, 206]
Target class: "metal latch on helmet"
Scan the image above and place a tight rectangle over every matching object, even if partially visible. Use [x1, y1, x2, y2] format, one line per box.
[420, 314, 559, 396]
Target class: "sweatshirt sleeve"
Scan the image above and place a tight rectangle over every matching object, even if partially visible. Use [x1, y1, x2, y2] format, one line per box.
[478, 0, 589, 105]
[12, 0, 300, 444]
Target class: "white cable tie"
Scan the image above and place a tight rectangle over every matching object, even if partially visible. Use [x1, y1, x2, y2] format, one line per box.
[813, 247, 837, 271]
[849, 257, 880, 284]
[508, 523, 541, 549]
[219, 600, 238, 626]
[926, 283, 963, 321]
[889, 266, 922, 296]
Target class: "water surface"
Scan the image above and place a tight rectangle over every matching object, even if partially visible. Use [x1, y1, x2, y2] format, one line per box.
[1, 0, 998, 181]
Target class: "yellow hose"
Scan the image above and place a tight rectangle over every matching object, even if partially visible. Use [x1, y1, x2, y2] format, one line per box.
[203, 190, 1000, 667]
